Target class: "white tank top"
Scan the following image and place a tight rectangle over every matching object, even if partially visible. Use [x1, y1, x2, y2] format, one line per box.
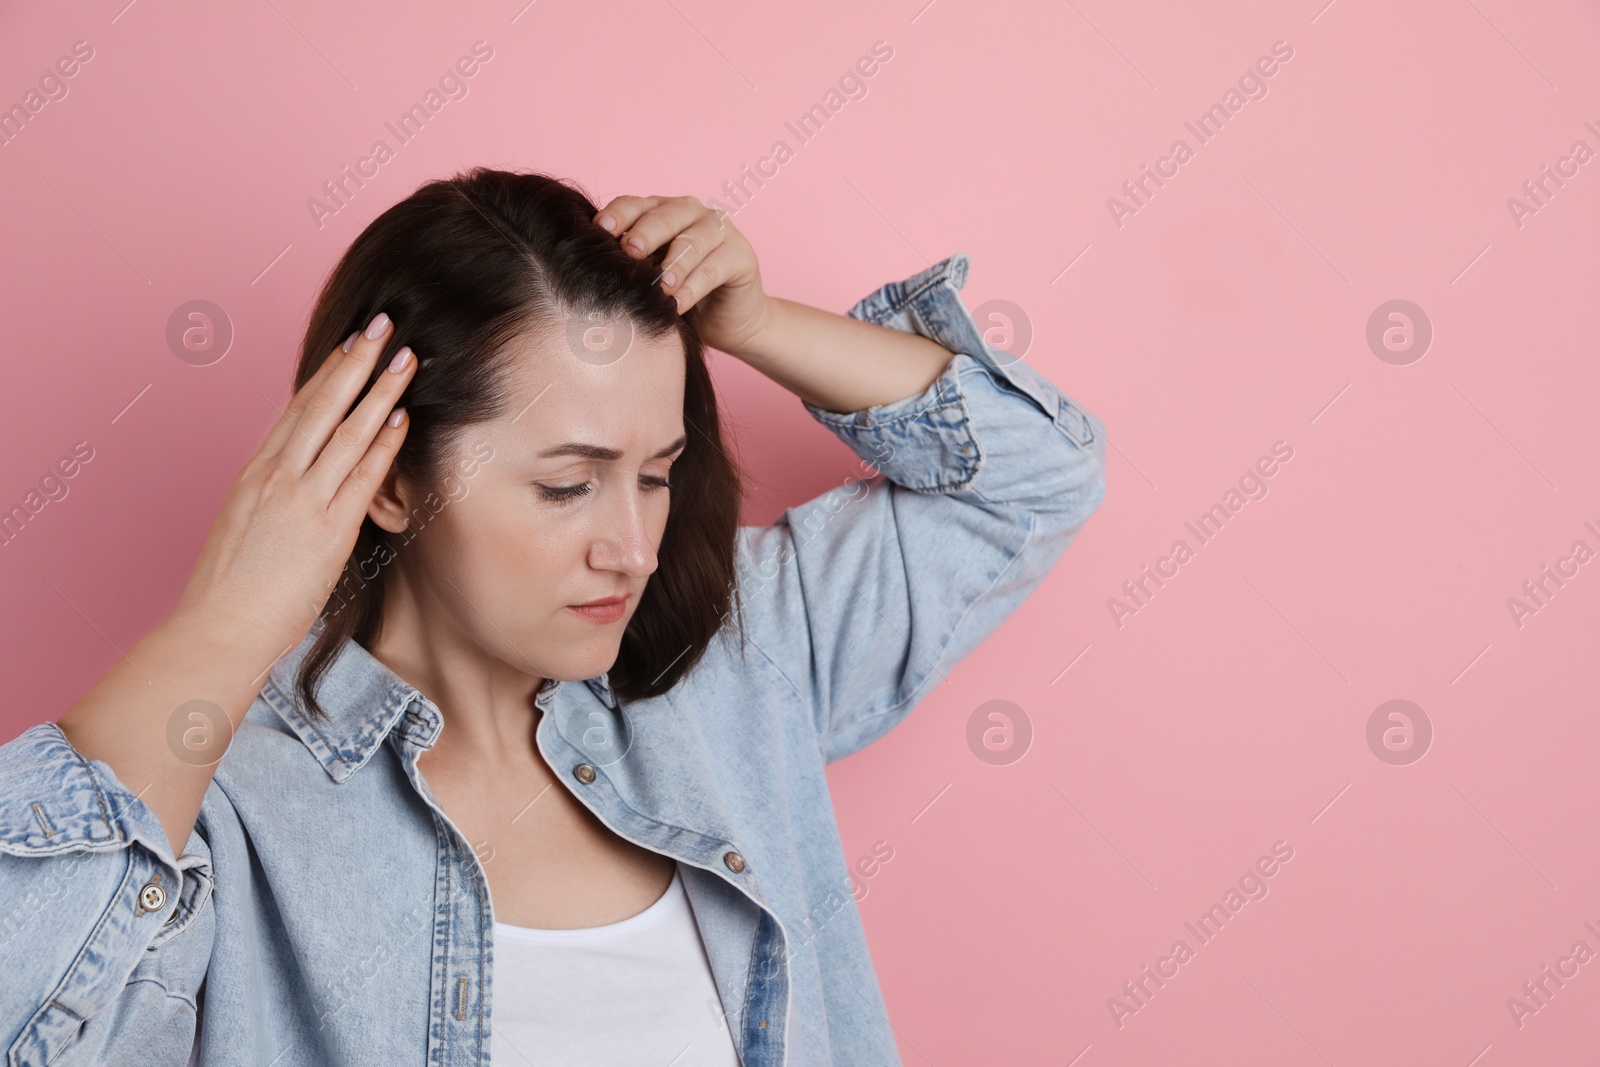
[490, 865, 743, 1065]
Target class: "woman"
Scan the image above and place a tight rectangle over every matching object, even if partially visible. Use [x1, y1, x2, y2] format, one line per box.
[0, 167, 1106, 1065]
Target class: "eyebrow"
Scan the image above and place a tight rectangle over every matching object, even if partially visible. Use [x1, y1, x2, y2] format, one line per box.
[535, 434, 689, 462]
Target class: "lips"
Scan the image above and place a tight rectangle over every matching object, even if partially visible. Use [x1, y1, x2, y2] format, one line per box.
[570, 595, 628, 608]
[566, 594, 629, 623]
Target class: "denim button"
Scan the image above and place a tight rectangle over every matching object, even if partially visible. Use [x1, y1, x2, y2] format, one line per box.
[139, 882, 167, 912]
[573, 763, 596, 784]
[723, 850, 745, 873]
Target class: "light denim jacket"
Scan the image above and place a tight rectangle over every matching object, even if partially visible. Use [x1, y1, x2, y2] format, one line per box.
[0, 253, 1106, 1066]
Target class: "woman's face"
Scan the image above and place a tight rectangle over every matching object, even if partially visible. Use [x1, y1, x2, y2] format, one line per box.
[369, 322, 688, 686]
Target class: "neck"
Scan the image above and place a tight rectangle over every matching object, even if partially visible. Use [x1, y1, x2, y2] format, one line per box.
[367, 620, 545, 769]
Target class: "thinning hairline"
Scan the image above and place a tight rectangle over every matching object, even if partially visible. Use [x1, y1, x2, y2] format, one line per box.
[497, 304, 689, 465]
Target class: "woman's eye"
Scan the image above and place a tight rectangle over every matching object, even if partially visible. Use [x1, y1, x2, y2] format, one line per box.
[536, 476, 671, 505]
[538, 483, 592, 505]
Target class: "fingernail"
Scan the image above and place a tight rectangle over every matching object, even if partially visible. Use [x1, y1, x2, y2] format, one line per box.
[388, 346, 413, 373]
[342, 331, 359, 353]
[662, 270, 676, 287]
[387, 406, 406, 427]
[597, 214, 617, 232]
[365, 312, 391, 340]
[626, 235, 645, 252]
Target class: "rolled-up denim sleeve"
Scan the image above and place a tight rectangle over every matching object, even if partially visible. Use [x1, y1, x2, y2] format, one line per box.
[0, 722, 213, 1065]
[735, 253, 1107, 764]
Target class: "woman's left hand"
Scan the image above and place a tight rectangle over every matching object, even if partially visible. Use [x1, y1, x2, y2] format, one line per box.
[592, 195, 774, 357]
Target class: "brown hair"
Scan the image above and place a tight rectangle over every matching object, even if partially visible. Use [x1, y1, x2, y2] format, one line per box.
[291, 166, 747, 722]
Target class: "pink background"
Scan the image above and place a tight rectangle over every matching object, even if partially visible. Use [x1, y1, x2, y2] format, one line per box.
[4, 0, 1599, 1062]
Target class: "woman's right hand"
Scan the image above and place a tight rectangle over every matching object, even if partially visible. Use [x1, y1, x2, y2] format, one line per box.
[172, 312, 417, 658]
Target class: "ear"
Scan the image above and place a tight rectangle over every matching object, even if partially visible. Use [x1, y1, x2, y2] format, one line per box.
[367, 462, 417, 535]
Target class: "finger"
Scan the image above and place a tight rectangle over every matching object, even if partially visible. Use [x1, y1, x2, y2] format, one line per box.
[304, 340, 418, 501]
[592, 195, 661, 240]
[612, 196, 708, 260]
[654, 214, 728, 299]
[258, 332, 358, 461]
[327, 400, 410, 531]
[277, 313, 400, 475]
[672, 245, 738, 314]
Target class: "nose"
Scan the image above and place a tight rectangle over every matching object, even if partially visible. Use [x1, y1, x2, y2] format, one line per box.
[587, 478, 660, 578]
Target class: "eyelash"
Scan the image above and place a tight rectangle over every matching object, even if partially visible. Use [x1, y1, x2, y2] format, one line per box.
[538, 475, 673, 506]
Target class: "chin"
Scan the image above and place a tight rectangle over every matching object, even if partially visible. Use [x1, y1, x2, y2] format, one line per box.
[539, 642, 623, 682]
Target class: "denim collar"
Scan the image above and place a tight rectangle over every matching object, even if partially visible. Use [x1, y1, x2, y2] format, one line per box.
[261, 618, 618, 784]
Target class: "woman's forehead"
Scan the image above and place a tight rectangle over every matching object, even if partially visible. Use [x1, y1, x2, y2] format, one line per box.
[502, 322, 686, 389]
[486, 330, 687, 460]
